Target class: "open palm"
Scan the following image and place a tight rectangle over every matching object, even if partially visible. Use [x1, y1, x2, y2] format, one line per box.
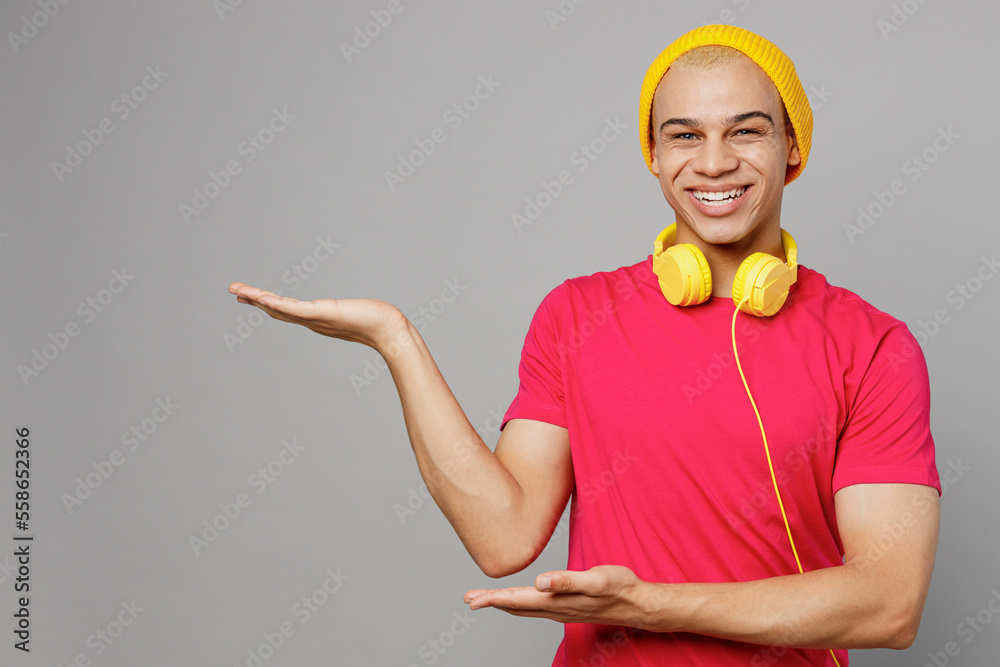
[228, 282, 408, 352]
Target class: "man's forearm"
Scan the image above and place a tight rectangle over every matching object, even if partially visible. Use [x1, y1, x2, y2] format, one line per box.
[638, 561, 920, 650]
[378, 319, 528, 574]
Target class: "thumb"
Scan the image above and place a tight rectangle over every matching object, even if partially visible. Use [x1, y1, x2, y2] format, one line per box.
[535, 570, 581, 594]
[537, 566, 632, 595]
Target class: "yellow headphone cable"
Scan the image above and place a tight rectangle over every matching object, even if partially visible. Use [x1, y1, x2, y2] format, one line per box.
[730, 300, 842, 667]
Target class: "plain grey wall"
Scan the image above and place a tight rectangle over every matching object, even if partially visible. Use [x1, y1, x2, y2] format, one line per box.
[2, 1, 997, 665]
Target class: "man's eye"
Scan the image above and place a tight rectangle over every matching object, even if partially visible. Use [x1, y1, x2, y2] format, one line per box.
[672, 133, 697, 140]
[735, 128, 761, 136]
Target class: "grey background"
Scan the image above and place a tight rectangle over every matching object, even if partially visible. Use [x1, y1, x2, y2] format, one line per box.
[2, 0, 997, 665]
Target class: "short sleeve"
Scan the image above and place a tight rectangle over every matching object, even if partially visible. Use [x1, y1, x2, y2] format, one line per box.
[500, 286, 568, 431]
[832, 322, 941, 495]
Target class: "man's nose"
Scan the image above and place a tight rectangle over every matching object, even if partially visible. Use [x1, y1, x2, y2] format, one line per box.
[690, 136, 738, 177]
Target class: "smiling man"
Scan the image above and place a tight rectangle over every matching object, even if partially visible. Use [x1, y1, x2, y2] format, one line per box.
[230, 24, 941, 666]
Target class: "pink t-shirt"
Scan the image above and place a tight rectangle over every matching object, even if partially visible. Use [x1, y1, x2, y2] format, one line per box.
[501, 256, 941, 666]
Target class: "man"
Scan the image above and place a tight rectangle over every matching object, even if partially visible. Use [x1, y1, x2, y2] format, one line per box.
[229, 24, 940, 666]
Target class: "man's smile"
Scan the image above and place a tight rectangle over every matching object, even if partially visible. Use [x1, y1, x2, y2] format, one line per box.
[685, 184, 752, 215]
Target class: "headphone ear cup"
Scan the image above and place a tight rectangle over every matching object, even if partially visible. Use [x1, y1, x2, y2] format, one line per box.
[732, 252, 764, 313]
[733, 253, 793, 317]
[653, 243, 712, 306]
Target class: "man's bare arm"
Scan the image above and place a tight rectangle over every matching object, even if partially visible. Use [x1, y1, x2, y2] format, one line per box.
[635, 482, 940, 648]
[466, 482, 940, 650]
[228, 283, 573, 577]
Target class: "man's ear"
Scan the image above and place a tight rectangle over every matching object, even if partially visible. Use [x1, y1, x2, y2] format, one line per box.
[786, 126, 801, 168]
[650, 136, 660, 177]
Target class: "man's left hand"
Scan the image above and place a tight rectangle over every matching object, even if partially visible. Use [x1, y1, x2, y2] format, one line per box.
[463, 565, 651, 629]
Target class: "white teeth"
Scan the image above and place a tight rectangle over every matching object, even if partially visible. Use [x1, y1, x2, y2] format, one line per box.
[692, 187, 746, 203]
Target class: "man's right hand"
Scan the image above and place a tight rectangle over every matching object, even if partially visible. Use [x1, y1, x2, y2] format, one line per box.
[228, 282, 409, 355]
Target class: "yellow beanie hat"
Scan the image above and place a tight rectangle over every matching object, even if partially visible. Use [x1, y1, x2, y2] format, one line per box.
[639, 24, 812, 185]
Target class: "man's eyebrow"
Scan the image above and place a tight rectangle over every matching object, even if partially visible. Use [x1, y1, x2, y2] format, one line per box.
[727, 111, 775, 126]
[658, 117, 700, 132]
[657, 111, 775, 134]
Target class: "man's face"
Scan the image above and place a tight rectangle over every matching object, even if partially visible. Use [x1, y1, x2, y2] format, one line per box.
[649, 57, 800, 248]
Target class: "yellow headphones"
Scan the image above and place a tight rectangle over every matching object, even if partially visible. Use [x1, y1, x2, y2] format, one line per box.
[652, 224, 799, 317]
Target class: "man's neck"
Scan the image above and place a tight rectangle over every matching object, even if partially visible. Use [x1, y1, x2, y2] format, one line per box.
[675, 222, 786, 298]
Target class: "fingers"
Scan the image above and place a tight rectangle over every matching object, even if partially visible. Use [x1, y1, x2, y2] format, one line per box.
[464, 586, 538, 609]
[466, 587, 545, 612]
[464, 589, 490, 602]
[463, 573, 581, 607]
[228, 282, 280, 305]
[228, 282, 312, 321]
[464, 586, 532, 600]
[463, 570, 608, 609]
